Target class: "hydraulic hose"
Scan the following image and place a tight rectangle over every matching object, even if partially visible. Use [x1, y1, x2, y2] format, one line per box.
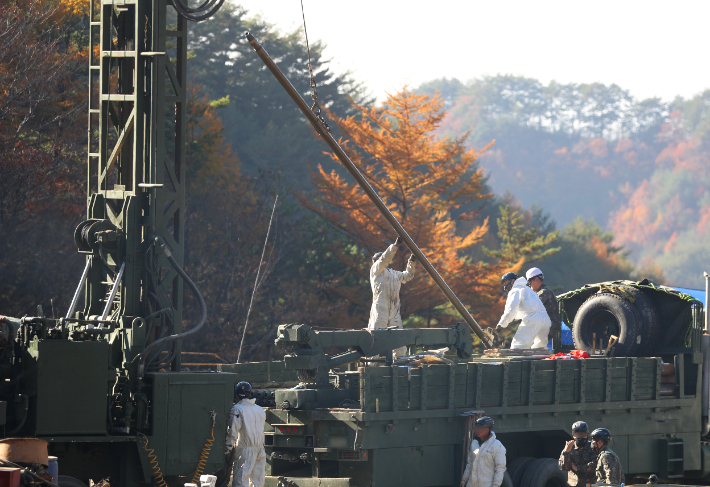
[7, 394, 28, 435]
[170, 0, 225, 22]
[135, 237, 207, 378]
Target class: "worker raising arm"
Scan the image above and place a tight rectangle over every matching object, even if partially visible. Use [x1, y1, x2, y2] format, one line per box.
[367, 236, 416, 359]
[558, 421, 598, 487]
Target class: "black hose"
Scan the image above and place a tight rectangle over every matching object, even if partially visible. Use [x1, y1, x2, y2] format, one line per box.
[7, 394, 28, 435]
[170, 0, 225, 22]
[135, 238, 207, 377]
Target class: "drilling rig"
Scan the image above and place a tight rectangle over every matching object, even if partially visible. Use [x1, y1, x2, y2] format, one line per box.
[0, 1, 235, 485]
[0, 2, 490, 485]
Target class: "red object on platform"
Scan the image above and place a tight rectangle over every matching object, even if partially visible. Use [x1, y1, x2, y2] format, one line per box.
[0, 467, 21, 487]
[545, 350, 590, 360]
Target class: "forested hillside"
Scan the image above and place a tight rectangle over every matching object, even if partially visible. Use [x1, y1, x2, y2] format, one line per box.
[418, 76, 710, 288]
[1, 0, 702, 362]
[187, 4, 371, 187]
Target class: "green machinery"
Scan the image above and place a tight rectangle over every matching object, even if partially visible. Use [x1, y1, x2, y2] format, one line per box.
[0, 0, 237, 485]
[219, 291, 710, 487]
[226, 32, 710, 487]
[272, 323, 472, 409]
[0, 2, 493, 486]
[3, 1, 710, 486]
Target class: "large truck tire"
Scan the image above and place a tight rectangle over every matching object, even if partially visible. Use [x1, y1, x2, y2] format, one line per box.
[659, 303, 693, 348]
[519, 458, 567, 487]
[572, 293, 642, 356]
[507, 457, 536, 487]
[501, 471, 514, 487]
[621, 286, 662, 356]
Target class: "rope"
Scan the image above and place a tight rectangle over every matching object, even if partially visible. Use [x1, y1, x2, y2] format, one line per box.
[236, 196, 279, 363]
[597, 284, 636, 303]
[299, 0, 329, 131]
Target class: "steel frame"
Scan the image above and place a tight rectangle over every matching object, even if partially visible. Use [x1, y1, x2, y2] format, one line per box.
[87, 0, 186, 368]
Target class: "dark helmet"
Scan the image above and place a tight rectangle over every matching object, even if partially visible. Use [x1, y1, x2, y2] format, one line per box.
[500, 272, 518, 284]
[590, 428, 611, 442]
[571, 421, 588, 433]
[475, 416, 494, 429]
[647, 474, 658, 484]
[501, 272, 518, 293]
[235, 381, 253, 400]
[372, 252, 384, 263]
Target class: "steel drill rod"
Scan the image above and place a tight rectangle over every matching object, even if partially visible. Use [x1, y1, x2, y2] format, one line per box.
[245, 32, 491, 348]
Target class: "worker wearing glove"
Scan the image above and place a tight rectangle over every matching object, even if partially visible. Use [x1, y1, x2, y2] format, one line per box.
[367, 236, 416, 359]
[559, 421, 597, 487]
[225, 382, 266, 487]
[496, 273, 551, 349]
[461, 417, 506, 487]
[526, 267, 561, 342]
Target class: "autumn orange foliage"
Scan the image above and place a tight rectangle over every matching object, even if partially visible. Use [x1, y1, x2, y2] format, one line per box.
[299, 87, 518, 329]
[0, 0, 88, 314]
[609, 109, 709, 285]
[185, 84, 238, 182]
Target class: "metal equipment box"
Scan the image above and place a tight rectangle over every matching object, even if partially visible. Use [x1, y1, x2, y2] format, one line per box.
[146, 372, 237, 477]
[26, 340, 110, 435]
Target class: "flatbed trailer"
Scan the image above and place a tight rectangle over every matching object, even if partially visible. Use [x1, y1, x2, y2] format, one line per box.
[220, 293, 710, 487]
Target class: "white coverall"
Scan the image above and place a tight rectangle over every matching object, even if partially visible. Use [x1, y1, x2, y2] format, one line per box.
[461, 432, 507, 487]
[225, 398, 266, 487]
[497, 276, 551, 349]
[367, 243, 415, 358]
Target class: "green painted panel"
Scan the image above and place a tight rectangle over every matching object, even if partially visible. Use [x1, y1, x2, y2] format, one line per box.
[373, 445, 454, 487]
[148, 372, 236, 476]
[31, 340, 109, 435]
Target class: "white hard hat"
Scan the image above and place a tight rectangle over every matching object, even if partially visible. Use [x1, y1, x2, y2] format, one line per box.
[525, 267, 543, 280]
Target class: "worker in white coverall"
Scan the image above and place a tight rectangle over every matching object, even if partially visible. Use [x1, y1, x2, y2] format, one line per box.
[225, 381, 266, 487]
[461, 416, 506, 487]
[367, 236, 416, 359]
[496, 272, 551, 349]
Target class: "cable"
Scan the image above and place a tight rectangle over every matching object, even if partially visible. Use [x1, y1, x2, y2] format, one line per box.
[135, 237, 207, 377]
[299, 0, 329, 130]
[169, 0, 225, 22]
[141, 434, 168, 487]
[192, 414, 215, 483]
[7, 395, 28, 435]
[236, 195, 278, 363]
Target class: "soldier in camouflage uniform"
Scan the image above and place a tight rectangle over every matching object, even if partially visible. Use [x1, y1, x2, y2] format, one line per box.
[526, 268, 561, 341]
[559, 421, 598, 486]
[591, 428, 624, 485]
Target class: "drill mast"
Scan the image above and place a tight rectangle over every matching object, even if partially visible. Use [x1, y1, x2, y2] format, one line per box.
[81, 0, 187, 369]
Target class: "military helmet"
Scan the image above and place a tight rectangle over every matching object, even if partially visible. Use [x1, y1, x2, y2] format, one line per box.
[235, 381, 253, 400]
[501, 272, 518, 293]
[500, 272, 518, 284]
[475, 416, 494, 429]
[590, 428, 611, 442]
[372, 252, 384, 263]
[571, 421, 588, 433]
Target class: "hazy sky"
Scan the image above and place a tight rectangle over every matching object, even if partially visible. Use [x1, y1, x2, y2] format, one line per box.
[234, 0, 710, 102]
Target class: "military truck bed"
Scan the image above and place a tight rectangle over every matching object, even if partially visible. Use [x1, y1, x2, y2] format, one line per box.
[225, 352, 709, 487]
